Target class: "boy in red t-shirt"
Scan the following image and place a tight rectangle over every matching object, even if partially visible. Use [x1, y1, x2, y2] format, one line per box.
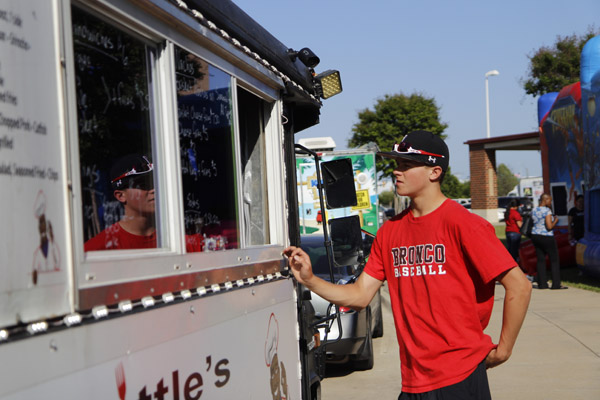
[84, 154, 158, 251]
[284, 131, 532, 399]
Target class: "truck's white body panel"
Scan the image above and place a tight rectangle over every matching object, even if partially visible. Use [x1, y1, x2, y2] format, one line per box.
[0, 279, 300, 399]
[0, 0, 325, 398]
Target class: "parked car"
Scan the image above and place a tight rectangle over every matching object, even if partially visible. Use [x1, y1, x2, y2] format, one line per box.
[378, 205, 389, 227]
[497, 196, 533, 221]
[384, 207, 396, 218]
[300, 235, 382, 370]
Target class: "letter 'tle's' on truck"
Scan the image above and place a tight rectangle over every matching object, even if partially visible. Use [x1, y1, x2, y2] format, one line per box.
[0, 1, 344, 398]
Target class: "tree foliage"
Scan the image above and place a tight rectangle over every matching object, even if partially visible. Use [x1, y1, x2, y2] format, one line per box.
[522, 27, 599, 96]
[378, 190, 395, 207]
[497, 164, 519, 196]
[349, 93, 448, 177]
[440, 167, 470, 198]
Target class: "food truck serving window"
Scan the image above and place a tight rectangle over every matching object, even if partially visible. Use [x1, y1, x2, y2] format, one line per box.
[175, 46, 240, 251]
[68, 5, 283, 309]
[72, 6, 159, 252]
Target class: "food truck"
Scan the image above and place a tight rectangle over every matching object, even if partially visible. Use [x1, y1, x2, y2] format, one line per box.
[0, 0, 345, 398]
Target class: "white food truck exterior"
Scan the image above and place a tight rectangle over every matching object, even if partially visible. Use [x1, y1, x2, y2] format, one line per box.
[0, 0, 336, 398]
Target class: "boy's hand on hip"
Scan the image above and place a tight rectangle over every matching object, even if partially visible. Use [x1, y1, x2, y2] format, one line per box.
[485, 347, 510, 369]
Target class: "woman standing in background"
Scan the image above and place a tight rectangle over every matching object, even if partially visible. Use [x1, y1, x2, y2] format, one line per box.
[530, 193, 566, 289]
[504, 199, 523, 263]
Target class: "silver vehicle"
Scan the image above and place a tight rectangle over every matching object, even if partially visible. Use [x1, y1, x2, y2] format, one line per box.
[301, 235, 382, 370]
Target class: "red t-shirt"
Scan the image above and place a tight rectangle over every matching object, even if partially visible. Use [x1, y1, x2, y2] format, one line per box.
[84, 224, 204, 252]
[505, 209, 522, 233]
[364, 199, 516, 393]
[84, 223, 156, 251]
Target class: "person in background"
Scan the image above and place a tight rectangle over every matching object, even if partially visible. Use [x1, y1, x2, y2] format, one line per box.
[504, 199, 523, 263]
[530, 193, 566, 289]
[568, 194, 585, 243]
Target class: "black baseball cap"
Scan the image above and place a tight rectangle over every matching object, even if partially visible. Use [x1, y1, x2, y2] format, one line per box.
[376, 130, 449, 172]
[110, 154, 154, 190]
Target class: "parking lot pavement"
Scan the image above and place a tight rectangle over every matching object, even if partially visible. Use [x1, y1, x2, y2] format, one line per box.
[486, 284, 600, 400]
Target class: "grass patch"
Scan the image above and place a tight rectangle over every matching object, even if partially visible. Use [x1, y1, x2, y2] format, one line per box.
[560, 267, 600, 293]
[494, 224, 506, 241]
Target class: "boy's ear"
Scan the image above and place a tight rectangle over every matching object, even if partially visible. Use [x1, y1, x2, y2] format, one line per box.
[114, 189, 127, 204]
[429, 166, 444, 182]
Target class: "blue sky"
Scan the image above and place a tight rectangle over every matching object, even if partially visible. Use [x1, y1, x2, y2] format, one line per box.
[233, 0, 599, 181]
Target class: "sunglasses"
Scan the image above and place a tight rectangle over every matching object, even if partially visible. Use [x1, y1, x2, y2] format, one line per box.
[392, 141, 445, 158]
[111, 157, 154, 182]
[111, 156, 154, 189]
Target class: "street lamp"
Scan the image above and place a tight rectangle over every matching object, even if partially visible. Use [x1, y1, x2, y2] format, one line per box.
[485, 70, 499, 138]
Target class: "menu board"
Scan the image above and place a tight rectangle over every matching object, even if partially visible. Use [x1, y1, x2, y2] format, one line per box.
[72, 6, 154, 244]
[0, 0, 70, 326]
[175, 46, 239, 250]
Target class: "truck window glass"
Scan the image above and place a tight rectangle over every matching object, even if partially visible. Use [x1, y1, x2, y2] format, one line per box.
[72, 6, 158, 252]
[238, 87, 269, 246]
[175, 46, 239, 251]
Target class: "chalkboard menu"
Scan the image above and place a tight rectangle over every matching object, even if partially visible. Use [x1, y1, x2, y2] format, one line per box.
[72, 6, 156, 245]
[175, 46, 238, 250]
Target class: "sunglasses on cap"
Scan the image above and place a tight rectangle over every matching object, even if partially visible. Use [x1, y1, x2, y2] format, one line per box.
[111, 156, 154, 190]
[392, 141, 445, 158]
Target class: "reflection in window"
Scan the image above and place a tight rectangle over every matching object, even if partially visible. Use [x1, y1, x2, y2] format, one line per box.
[175, 47, 239, 252]
[238, 88, 269, 245]
[72, 6, 158, 251]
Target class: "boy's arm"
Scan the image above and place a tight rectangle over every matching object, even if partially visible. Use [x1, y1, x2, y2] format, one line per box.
[284, 246, 382, 310]
[486, 266, 532, 369]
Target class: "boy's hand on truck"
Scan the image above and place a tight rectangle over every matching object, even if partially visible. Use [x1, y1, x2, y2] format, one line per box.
[283, 246, 314, 286]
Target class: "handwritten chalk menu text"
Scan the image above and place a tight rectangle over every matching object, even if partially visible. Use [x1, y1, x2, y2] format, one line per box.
[72, 6, 158, 248]
[175, 46, 238, 251]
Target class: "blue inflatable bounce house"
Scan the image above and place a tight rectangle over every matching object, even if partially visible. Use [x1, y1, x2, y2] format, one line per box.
[537, 36, 600, 278]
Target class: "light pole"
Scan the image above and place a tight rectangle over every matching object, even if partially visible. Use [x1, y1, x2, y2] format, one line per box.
[485, 70, 499, 138]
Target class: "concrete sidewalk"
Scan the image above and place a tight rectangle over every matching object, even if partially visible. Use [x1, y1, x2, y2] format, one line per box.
[486, 284, 600, 399]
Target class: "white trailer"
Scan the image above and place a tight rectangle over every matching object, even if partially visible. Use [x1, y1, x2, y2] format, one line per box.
[0, 1, 342, 398]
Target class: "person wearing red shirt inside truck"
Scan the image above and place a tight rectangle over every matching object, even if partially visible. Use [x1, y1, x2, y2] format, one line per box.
[284, 131, 532, 399]
[84, 155, 203, 252]
[84, 154, 160, 251]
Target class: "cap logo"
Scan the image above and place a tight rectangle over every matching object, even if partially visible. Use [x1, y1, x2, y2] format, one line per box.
[428, 156, 436, 163]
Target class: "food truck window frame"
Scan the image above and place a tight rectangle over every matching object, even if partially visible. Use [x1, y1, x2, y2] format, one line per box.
[63, 0, 289, 310]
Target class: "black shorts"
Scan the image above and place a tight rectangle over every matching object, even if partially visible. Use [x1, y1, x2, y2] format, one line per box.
[398, 361, 491, 400]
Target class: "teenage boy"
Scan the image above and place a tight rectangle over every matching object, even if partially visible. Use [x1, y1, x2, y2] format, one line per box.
[84, 154, 158, 251]
[284, 131, 532, 399]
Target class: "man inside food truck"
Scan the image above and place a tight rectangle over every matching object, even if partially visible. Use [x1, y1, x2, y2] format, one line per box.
[84, 154, 159, 251]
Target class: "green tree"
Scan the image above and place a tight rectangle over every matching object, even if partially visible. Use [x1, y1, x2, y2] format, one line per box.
[378, 190, 395, 207]
[497, 164, 519, 196]
[349, 93, 448, 177]
[440, 167, 470, 198]
[522, 27, 599, 96]
[459, 180, 471, 198]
